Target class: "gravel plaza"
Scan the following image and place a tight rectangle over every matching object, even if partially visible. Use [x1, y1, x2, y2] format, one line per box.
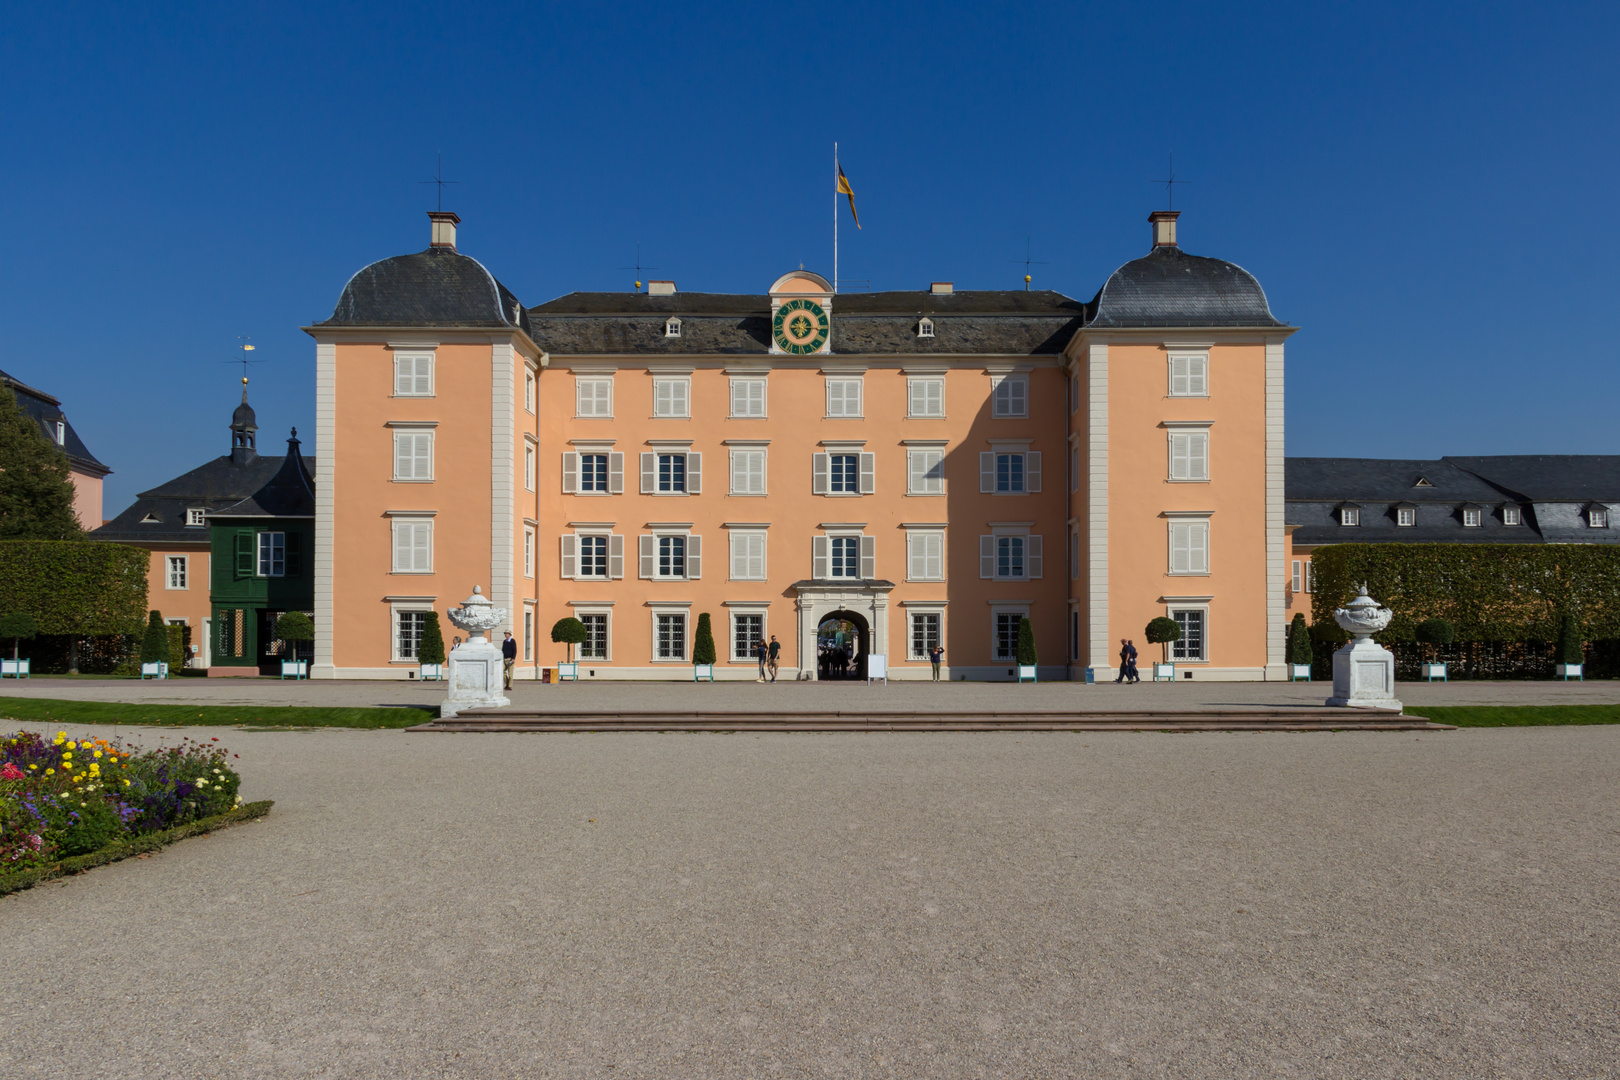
[2, 685, 1618, 1078]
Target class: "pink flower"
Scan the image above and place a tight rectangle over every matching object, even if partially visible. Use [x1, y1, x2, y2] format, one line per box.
[0, 763, 24, 780]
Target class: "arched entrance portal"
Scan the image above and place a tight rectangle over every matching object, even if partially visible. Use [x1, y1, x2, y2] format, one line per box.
[816, 610, 870, 680]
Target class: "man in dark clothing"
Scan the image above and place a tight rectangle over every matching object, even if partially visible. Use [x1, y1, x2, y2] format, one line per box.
[1125, 639, 1140, 683]
[754, 638, 769, 682]
[767, 635, 781, 682]
[929, 642, 944, 681]
[501, 631, 517, 690]
[1116, 639, 1131, 684]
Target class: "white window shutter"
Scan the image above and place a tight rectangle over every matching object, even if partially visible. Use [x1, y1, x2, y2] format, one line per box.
[730, 533, 745, 579]
[1189, 357, 1207, 395]
[1171, 523, 1191, 574]
[908, 380, 924, 416]
[640, 452, 655, 494]
[608, 452, 625, 493]
[729, 451, 742, 493]
[638, 534, 655, 578]
[730, 379, 745, 416]
[906, 532, 919, 579]
[687, 452, 702, 494]
[1170, 356, 1187, 396]
[812, 535, 829, 579]
[859, 452, 876, 494]
[1190, 433, 1208, 480]
[392, 523, 408, 571]
[676, 379, 690, 416]
[412, 523, 431, 571]
[655, 380, 671, 416]
[1170, 434, 1188, 480]
[751, 534, 766, 579]
[576, 380, 588, 414]
[1010, 378, 1027, 416]
[908, 451, 924, 494]
[562, 452, 579, 493]
[928, 533, 944, 579]
[687, 535, 701, 579]
[560, 534, 578, 578]
[813, 452, 830, 495]
[1028, 535, 1043, 579]
[980, 452, 995, 492]
[859, 535, 876, 579]
[394, 357, 409, 396]
[394, 434, 411, 480]
[979, 535, 994, 578]
[1026, 452, 1041, 492]
[608, 534, 625, 579]
[1191, 523, 1208, 574]
[750, 451, 765, 493]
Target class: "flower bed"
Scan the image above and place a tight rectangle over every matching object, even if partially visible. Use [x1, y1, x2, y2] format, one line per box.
[2, 730, 246, 870]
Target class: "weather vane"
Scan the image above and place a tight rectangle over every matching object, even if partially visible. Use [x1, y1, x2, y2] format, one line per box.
[420, 152, 460, 211]
[228, 335, 265, 388]
[1008, 236, 1050, 291]
[617, 244, 661, 293]
[1150, 152, 1190, 210]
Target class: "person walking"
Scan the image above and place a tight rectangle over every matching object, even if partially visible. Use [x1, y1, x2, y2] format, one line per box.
[1125, 639, 1140, 684]
[501, 631, 517, 690]
[1115, 639, 1131, 684]
[754, 638, 769, 682]
[929, 641, 944, 681]
[767, 635, 781, 682]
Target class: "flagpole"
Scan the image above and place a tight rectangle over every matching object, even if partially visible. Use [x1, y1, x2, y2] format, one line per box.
[833, 141, 839, 294]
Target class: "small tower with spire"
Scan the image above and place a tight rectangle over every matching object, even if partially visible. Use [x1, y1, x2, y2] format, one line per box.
[231, 379, 258, 464]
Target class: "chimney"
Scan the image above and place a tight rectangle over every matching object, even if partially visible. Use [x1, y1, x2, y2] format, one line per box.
[428, 211, 460, 250]
[1149, 210, 1180, 249]
[647, 280, 677, 296]
[930, 282, 953, 294]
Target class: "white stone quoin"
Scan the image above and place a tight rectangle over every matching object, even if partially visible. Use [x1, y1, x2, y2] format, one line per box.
[442, 586, 510, 718]
[1326, 585, 1403, 711]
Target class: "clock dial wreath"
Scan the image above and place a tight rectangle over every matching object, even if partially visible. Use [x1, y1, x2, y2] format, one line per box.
[772, 298, 830, 354]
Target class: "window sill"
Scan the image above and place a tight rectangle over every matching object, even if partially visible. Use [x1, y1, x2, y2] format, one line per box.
[905, 491, 946, 497]
[1165, 478, 1210, 484]
[391, 478, 435, 484]
[390, 570, 435, 575]
[1165, 572, 1211, 577]
[570, 490, 614, 496]
[574, 414, 615, 420]
[728, 492, 768, 498]
[391, 394, 437, 400]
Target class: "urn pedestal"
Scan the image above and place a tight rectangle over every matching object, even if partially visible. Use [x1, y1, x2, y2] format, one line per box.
[1324, 586, 1403, 712]
[441, 587, 510, 718]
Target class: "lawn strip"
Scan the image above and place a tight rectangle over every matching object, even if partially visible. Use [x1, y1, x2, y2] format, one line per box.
[1419, 704, 1620, 727]
[0, 800, 274, 896]
[0, 696, 435, 729]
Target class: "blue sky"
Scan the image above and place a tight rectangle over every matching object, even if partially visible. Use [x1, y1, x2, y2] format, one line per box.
[2, 1, 1616, 513]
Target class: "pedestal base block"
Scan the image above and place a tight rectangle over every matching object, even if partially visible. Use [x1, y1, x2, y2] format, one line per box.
[442, 640, 511, 718]
[1326, 637, 1402, 711]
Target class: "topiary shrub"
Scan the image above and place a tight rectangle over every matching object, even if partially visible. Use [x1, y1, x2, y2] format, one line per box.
[1015, 616, 1037, 667]
[1145, 616, 1181, 663]
[275, 611, 314, 645]
[0, 611, 36, 661]
[1414, 618, 1454, 663]
[692, 613, 717, 667]
[1286, 613, 1313, 667]
[1556, 611, 1584, 666]
[550, 617, 587, 662]
[418, 611, 446, 666]
[139, 611, 169, 665]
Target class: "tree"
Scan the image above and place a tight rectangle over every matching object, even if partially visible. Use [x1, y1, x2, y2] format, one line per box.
[0, 611, 36, 661]
[140, 610, 170, 665]
[692, 612, 717, 667]
[418, 611, 446, 666]
[1286, 613, 1314, 667]
[0, 385, 83, 541]
[275, 611, 315, 651]
[550, 617, 587, 662]
[1556, 611, 1584, 667]
[1414, 618, 1454, 663]
[1145, 617, 1181, 663]
[1015, 616, 1037, 667]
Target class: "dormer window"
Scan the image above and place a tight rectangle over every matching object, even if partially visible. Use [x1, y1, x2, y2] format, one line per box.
[54, 421, 65, 446]
[1462, 507, 1482, 527]
[1414, 476, 1432, 487]
[1589, 505, 1610, 529]
[1396, 506, 1416, 527]
[140, 512, 162, 524]
[1338, 506, 1360, 526]
[917, 318, 934, 338]
[186, 508, 206, 527]
[665, 317, 682, 338]
[1502, 506, 1522, 526]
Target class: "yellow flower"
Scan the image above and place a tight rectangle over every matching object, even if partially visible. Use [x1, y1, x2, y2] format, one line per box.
[66, 741, 76, 750]
[93, 751, 102, 759]
[27, 764, 36, 771]
[45, 769, 54, 776]
[123, 779, 130, 786]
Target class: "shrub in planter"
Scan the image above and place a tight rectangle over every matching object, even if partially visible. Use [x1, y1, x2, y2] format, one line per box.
[0, 611, 36, 661]
[550, 617, 587, 662]
[1286, 613, 1313, 667]
[1556, 612, 1584, 667]
[1145, 616, 1181, 663]
[418, 611, 447, 666]
[1015, 617, 1037, 667]
[140, 610, 170, 665]
[1414, 618, 1454, 660]
[274, 611, 314, 648]
[692, 613, 717, 667]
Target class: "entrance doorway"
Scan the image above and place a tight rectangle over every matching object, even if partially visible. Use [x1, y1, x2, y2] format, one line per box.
[816, 610, 870, 680]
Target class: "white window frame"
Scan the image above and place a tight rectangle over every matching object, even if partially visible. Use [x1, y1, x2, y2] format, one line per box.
[393, 351, 434, 397]
[990, 374, 1029, 418]
[665, 317, 682, 338]
[523, 607, 534, 662]
[906, 448, 945, 495]
[653, 377, 691, 418]
[905, 529, 945, 582]
[564, 449, 624, 496]
[1168, 605, 1209, 662]
[639, 532, 701, 581]
[392, 428, 434, 482]
[54, 421, 65, 445]
[165, 555, 188, 590]
[813, 450, 876, 496]
[390, 517, 434, 574]
[728, 530, 767, 581]
[729, 608, 768, 663]
[575, 376, 613, 418]
[561, 532, 624, 581]
[907, 376, 945, 418]
[651, 608, 690, 662]
[978, 529, 1043, 581]
[524, 371, 536, 414]
[991, 606, 1030, 663]
[907, 609, 944, 661]
[641, 450, 701, 495]
[1589, 507, 1609, 529]
[917, 318, 934, 339]
[256, 532, 286, 578]
[1339, 506, 1360, 527]
[575, 609, 612, 662]
[390, 603, 435, 663]
[186, 508, 206, 527]
[1502, 506, 1522, 526]
[1167, 429, 1210, 482]
[524, 527, 535, 578]
[980, 449, 1041, 494]
[729, 448, 767, 496]
[1167, 352, 1209, 397]
[1462, 507, 1483, 528]
[1168, 518, 1211, 576]
[1397, 507, 1417, 527]
[812, 531, 875, 581]
[524, 442, 536, 492]
[729, 377, 767, 418]
[825, 377, 864, 418]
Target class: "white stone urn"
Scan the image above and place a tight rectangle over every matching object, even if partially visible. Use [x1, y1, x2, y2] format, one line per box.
[1325, 585, 1402, 711]
[441, 586, 509, 717]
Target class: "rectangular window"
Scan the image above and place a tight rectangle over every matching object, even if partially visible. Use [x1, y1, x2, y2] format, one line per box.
[658, 535, 686, 578]
[733, 614, 764, 662]
[829, 453, 859, 494]
[656, 613, 686, 660]
[907, 449, 944, 495]
[576, 535, 609, 578]
[658, 453, 687, 493]
[992, 375, 1028, 418]
[393, 431, 433, 481]
[729, 378, 766, 418]
[1291, 559, 1303, 594]
[1503, 506, 1522, 526]
[54, 421, 65, 445]
[997, 453, 1025, 492]
[391, 519, 432, 573]
[1168, 431, 1209, 481]
[1172, 609, 1206, 661]
[186, 508, 206, 527]
[830, 536, 860, 578]
[257, 532, 286, 577]
[729, 532, 766, 580]
[1304, 561, 1314, 593]
[1396, 507, 1416, 526]
[910, 613, 941, 660]
[523, 611, 533, 661]
[579, 454, 609, 493]
[576, 377, 613, 417]
[524, 445, 535, 491]
[166, 556, 188, 590]
[524, 528, 535, 578]
[1169, 521, 1210, 575]
[994, 613, 1021, 661]
[394, 352, 433, 396]
[396, 610, 427, 661]
[907, 531, 944, 581]
[579, 613, 609, 660]
[1169, 354, 1208, 397]
[997, 535, 1025, 579]
[908, 377, 944, 418]
[730, 449, 766, 495]
[654, 377, 690, 418]
[1340, 507, 1360, 526]
[825, 378, 863, 417]
[1589, 509, 1608, 528]
[524, 372, 536, 413]
[1462, 507, 1483, 527]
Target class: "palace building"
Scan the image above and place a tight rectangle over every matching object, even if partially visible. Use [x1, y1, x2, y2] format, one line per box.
[304, 208, 1293, 681]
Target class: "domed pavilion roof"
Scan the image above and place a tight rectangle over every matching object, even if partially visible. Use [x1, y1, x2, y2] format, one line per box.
[320, 245, 533, 336]
[1085, 244, 1284, 329]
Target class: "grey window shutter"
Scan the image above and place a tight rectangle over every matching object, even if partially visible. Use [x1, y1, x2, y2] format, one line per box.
[560, 534, 577, 578]
[687, 452, 702, 494]
[980, 452, 995, 493]
[608, 453, 625, 494]
[812, 452, 830, 495]
[687, 534, 702, 579]
[979, 535, 995, 578]
[640, 452, 656, 494]
[859, 452, 876, 494]
[906, 532, 918, 579]
[1026, 452, 1042, 493]
[1028, 535, 1043, 579]
[638, 534, 655, 578]
[562, 452, 578, 494]
[812, 535, 829, 579]
[608, 534, 625, 579]
[859, 535, 876, 579]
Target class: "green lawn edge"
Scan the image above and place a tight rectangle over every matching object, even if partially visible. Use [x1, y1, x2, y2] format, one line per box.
[0, 800, 274, 897]
[1416, 704, 1620, 727]
[0, 696, 435, 729]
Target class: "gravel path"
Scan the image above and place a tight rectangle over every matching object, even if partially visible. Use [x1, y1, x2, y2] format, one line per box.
[3, 723, 1617, 1078]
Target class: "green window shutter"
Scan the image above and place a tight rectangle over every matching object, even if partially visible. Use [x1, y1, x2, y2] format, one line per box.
[235, 532, 254, 578]
[285, 532, 303, 577]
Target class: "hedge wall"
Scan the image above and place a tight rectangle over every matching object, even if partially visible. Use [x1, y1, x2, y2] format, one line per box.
[0, 540, 148, 636]
[1310, 543, 1620, 643]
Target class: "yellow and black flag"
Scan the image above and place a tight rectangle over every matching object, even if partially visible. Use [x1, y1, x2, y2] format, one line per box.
[837, 162, 860, 229]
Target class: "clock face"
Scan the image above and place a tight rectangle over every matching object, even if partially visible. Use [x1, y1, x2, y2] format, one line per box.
[772, 298, 829, 354]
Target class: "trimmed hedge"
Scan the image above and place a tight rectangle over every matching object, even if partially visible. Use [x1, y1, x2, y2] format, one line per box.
[0, 540, 148, 636]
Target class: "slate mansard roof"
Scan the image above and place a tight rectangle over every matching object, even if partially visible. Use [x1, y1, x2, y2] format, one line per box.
[1084, 245, 1285, 329]
[0, 368, 110, 477]
[320, 247, 534, 336]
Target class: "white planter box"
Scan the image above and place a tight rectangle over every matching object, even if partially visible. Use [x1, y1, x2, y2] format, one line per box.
[140, 661, 169, 679]
[0, 658, 29, 678]
[1017, 664, 1037, 682]
[1421, 662, 1447, 680]
[693, 663, 715, 682]
[866, 655, 888, 683]
[1291, 663, 1313, 681]
[418, 663, 444, 681]
[557, 662, 579, 681]
[280, 660, 308, 679]
[1557, 663, 1583, 680]
[1153, 662, 1176, 682]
